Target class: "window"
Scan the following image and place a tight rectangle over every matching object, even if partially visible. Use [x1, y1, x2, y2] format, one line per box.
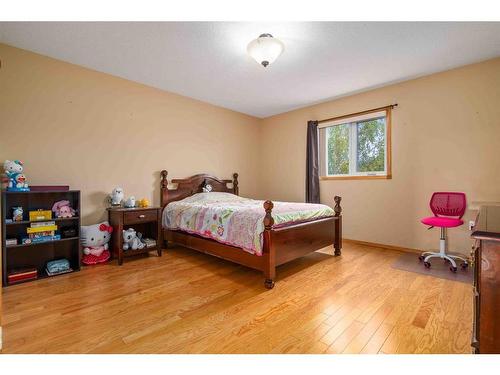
[319, 108, 392, 179]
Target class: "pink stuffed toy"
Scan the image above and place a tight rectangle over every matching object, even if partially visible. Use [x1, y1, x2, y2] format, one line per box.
[52, 200, 76, 218]
[81, 222, 113, 265]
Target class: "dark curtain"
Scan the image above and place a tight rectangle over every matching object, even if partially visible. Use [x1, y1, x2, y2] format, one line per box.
[306, 120, 320, 203]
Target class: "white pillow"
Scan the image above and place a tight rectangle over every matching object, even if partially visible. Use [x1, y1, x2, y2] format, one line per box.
[182, 192, 240, 204]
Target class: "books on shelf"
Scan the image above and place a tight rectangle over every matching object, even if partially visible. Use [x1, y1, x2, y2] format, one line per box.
[27, 224, 58, 234]
[21, 221, 60, 243]
[28, 231, 56, 239]
[22, 234, 61, 244]
[30, 221, 56, 227]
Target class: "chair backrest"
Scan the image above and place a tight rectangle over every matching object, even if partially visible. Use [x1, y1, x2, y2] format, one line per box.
[429, 192, 466, 219]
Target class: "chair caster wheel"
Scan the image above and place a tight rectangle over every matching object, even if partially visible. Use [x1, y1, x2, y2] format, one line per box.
[450, 266, 457, 273]
[461, 262, 469, 270]
[418, 255, 424, 262]
[424, 261, 431, 269]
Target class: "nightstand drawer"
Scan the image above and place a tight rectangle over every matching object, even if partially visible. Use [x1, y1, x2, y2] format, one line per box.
[124, 210, 158, 224]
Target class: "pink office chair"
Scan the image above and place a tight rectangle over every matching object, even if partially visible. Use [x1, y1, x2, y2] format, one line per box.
[419, 192, 468, 272]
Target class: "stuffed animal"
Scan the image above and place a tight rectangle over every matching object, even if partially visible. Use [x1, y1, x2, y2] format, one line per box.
[124, 196, 136, 208]
[202, 183, 213, 193]
[122, 228, 145, 251]
[51, 200, 76, 218]
[81, 221, 113, 265]
[110, 187, 124, 206]
[12, 207, 23, 221]
[137, 198, 150, 208]
[3, 160, 29, 191]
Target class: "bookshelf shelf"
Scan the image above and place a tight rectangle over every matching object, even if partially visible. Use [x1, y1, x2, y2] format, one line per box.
[6, 236, 80, 249]
[6, 217, 80, 226]
[2, 190, 81, 287]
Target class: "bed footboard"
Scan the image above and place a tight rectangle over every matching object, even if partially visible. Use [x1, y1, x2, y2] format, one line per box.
[261, 196, 342, 289]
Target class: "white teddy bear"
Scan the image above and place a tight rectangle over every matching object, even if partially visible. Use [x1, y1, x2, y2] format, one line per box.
[110, 187, 124, 206]
[122, 228, 145, 251]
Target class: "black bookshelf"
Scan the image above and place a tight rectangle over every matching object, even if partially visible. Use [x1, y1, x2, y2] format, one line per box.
[1, 190, 81, 286]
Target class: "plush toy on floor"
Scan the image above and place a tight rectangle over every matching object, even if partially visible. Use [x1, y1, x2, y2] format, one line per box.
[3, 160, 30, 191]
[122, 228, 145, 251]
[81, 222, 113, 265]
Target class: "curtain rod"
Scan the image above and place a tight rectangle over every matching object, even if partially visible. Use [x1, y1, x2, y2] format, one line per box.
[317, 104, 398, 124]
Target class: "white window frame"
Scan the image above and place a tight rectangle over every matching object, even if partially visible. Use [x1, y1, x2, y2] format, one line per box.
[319, 108, 392, 180]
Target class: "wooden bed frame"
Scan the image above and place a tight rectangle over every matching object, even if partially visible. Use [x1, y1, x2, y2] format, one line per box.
[160, 170, 342, 289]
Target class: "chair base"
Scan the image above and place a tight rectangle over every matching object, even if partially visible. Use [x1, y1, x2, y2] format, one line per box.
[419, 227, 469, 272]
[419, 251, 468, 269]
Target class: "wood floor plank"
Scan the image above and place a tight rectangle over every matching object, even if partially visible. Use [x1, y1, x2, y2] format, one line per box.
[360, 322, 395, 354]
[411, 279, 443, 329]
[342, 287, 404, 353]
[326, 320, 365, 353]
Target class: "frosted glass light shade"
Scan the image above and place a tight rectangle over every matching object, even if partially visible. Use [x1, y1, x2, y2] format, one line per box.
[247, 34, 285, 67]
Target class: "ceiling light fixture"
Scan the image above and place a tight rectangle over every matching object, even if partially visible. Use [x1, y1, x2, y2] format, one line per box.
[247, 33, 285, 68]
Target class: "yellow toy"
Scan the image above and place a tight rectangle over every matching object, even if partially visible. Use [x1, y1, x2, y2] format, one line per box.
[29, 209, 52, 221]
[137, 198, 150, 208]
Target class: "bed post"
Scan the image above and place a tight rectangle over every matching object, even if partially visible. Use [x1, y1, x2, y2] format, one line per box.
[334, 195, 342, 256]
[160, 170, 168, 205]
[160, 170, 168, 249]
[263, 200, 276, 289]
[233, 173, 239, 196]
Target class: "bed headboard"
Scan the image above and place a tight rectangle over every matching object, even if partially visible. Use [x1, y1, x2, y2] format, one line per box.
[160, 170, 239, 208]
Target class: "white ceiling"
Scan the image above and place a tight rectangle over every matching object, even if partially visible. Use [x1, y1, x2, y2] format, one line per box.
[1, 22, 499, 118]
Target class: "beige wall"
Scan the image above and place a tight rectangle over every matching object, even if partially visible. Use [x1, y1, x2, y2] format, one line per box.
[0, 44, 261, 226]
[259, 58, 500, 254]
[1, 43, 499, 258]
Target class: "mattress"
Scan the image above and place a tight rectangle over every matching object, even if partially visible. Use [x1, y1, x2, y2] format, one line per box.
[163, 192, 335, 255]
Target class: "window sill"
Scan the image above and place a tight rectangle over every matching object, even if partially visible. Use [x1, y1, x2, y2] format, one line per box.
[320, 174, 392, 181]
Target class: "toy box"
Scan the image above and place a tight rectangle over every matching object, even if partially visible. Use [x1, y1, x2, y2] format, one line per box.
[8, 268, 38, 284]
[29, 210, 52, 221]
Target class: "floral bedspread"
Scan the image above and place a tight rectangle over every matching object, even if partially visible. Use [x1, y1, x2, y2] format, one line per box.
[163, 192, 335, 255]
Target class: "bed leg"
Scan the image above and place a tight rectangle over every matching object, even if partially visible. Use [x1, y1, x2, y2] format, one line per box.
[263, 261, 275, 290]
[264, 278, 275, 289]
[334, 243, 341, 256]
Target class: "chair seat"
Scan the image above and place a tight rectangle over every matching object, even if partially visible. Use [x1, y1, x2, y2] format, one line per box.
[421, 216, 464, 228]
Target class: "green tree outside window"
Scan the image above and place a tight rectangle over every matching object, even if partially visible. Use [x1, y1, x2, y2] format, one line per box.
[326, 117, 385, 175]
[356, 118, 385, 172]
[327, 123, 349, 175]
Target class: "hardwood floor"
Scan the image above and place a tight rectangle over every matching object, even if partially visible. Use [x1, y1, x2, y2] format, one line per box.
[1, 242, 473, 354]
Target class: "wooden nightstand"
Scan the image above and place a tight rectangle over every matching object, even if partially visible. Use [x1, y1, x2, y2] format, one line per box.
[107, 206, 162, 265]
